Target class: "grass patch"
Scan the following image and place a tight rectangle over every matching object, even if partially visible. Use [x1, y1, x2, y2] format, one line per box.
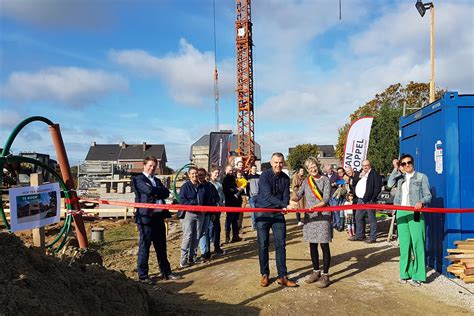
[91, 222, 138, 256]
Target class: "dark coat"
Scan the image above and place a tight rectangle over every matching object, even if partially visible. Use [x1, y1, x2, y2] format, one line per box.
[133, 173, 170, 225]
[179, 181, 220, 217]
[326, 171, 338, 196]
[255, 169, 290, 218]
[354, 169, 382, 203]
[222, 174, 242, 207]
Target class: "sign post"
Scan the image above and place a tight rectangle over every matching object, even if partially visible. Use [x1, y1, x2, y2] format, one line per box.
[30, 173, 45, 252]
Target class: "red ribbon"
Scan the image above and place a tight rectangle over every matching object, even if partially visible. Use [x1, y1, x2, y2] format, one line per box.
[80, 198, 474, 214]
[64, 196, 79, 205]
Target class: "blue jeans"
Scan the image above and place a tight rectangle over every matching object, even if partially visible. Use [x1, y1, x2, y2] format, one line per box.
[355, 200, 378, 241]
[180, 212, 204, 263]
[329, 197, 341, 228]
[199, 214, 212, 256]
[209, 212, 222, 251]
[249, 196, 257, 229]
[137, 215, 171, 279]
[256, 215, 287, 278]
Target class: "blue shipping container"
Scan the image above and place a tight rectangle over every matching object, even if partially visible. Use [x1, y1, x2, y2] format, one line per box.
[399, 91, 474, 276]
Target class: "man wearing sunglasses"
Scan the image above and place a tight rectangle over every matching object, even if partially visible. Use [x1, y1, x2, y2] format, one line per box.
[388, 154, 431, 286]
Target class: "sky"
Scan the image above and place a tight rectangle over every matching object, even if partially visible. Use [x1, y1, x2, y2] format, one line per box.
[0, 0, 473, 169]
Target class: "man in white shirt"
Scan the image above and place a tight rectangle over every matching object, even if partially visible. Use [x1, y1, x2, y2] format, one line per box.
[349, 159, 382, 243]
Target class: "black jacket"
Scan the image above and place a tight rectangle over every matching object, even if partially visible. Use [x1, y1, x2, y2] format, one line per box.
[354, 169, 382, 203]
[133, 173, 170, 225]
[222, 174, 242, 207]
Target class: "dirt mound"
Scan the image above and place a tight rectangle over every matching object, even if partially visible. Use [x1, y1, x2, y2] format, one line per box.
[0, 233, 152, 315]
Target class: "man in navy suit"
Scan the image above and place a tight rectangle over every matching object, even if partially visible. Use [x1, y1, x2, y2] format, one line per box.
[133, 156, 181, 284]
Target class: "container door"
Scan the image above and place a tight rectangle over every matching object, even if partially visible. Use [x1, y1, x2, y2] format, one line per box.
[419, 110, 445, 273]
[459, 107, 474, 239]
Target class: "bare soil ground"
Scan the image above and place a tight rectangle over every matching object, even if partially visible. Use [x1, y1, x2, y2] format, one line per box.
[97, 215, 473, 315]
[2, 214, 473, 315]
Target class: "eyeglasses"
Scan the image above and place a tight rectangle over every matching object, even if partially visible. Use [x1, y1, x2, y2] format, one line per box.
[400, 161, 413, 167]
[362, 164, 370, 167]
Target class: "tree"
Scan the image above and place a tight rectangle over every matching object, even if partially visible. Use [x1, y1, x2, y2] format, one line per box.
[367, 102, 402, 175]
[335, 82, 444, 175]
[286, 144, 320, 171]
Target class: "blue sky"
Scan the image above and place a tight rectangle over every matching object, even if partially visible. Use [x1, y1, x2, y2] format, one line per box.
[0, 0, 473, 169]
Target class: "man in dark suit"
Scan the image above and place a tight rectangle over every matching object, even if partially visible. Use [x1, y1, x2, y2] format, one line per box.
[133, 156, 181, 284]
[350, 159, 382, 243]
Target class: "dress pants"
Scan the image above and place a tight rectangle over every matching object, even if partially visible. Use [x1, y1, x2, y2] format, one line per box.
[397, 210, 426, 281]
[137, 214, 171, 279]
[355, 200, 378, 241]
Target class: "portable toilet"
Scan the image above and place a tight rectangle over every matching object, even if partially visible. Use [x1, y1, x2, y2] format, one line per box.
[399, 91, 474, 276]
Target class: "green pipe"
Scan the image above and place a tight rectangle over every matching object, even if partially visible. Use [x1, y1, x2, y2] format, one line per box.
[173, 163, 194, 203]
[1, 116, 54, 157]
[1, 116, 76, 253]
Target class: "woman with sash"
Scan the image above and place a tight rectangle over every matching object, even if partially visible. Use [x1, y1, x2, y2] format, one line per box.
[292, 156, 331, 288]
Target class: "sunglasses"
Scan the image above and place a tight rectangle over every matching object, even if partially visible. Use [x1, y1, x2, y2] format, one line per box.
[400, 161, 413, 167]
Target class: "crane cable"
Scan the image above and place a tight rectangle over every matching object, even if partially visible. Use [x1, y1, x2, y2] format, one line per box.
[213, 0, 219, 132]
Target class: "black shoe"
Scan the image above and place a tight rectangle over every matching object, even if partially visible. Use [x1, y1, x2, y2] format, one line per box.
[164, 273, 182, 280]
[348, 236, 366, 241]
[365, 239, 377, 244]
[196, 255, 210, 263]
[214, 248, 224, 255]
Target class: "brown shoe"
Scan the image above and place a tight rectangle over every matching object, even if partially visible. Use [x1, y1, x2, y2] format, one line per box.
[277, 276, 298, 287]
[315, 274, 330, 288]
[304, 270, 321, 284]
[260, 274, 270, 287]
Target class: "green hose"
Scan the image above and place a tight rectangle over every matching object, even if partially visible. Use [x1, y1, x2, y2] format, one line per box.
[172, 163, 194, 203]
[1, 116, 73, 253]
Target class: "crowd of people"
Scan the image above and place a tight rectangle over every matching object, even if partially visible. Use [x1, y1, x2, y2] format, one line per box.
[132, 152, 431, 288]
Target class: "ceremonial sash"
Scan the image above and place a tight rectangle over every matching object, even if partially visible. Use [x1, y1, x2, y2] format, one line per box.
[308, 176, 323, 202]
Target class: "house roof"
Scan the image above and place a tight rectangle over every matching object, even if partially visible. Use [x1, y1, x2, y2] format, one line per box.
[190, 134, 262, 160]
[85, 143, 167, 163]
[318, 145, 335, 157]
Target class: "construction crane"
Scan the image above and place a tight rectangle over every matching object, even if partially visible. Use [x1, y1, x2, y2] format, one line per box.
[235, 0, 255, 170]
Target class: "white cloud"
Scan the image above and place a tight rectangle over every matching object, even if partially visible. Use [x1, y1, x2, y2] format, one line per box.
[1, 67, 129, 107]
[0, 0, 113, 30]
[109, 39, 234, 107]
[0, 109, 22, 129]
[256, 1, 473, 141]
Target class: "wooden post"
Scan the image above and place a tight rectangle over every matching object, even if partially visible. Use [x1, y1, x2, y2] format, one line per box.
[387, 210, 397, 242]
[30, 173, 45, 252]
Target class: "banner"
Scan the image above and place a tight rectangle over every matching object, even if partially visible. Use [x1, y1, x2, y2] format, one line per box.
[9, 183, 61, 232]
[209, 131, 232, 175]
[342, 116, 374, 172]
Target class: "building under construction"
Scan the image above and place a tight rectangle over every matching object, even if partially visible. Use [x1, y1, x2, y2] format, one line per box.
[190, 133, 261, 171]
